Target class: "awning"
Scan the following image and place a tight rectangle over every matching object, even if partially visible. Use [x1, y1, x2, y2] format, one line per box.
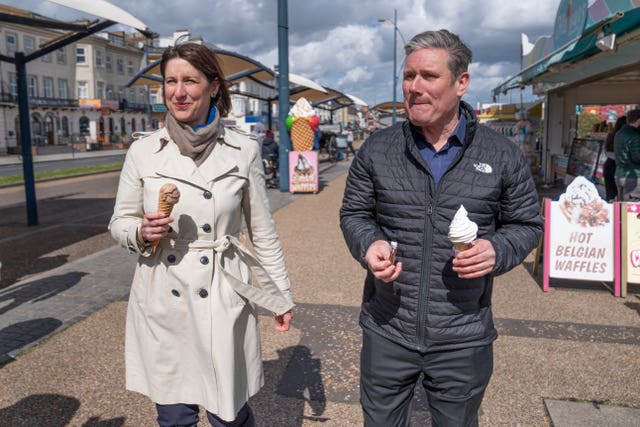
[493, 5, 640, 98]
[372, 101, 405, 116]
[127, 45, 276, 87]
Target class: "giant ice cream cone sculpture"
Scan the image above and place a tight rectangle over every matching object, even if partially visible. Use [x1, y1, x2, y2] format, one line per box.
[287, 97, 320, 152]
[448, 205, 478, 254]
[153, 183, 180, 254]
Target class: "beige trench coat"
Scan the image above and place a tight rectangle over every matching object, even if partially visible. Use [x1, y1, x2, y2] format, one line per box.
[109, 126, 294, 421]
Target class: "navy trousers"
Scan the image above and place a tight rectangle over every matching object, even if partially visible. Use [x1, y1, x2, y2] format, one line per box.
[360, 327, 493, 427]
[156, 402, 254, 427]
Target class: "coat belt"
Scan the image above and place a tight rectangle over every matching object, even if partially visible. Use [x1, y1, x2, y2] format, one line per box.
[158, 236, 294, 315]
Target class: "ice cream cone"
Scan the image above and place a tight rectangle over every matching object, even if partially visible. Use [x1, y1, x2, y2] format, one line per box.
[453, 242, 473, 252]
[153, 183, 180, 254]
[291, 119, 314, 152]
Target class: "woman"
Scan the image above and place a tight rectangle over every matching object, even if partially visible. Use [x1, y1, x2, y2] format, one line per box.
[603, 115, 626, 201]
[109, 42, 294, 427]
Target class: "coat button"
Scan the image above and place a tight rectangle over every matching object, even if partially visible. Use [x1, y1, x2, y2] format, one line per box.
[203, 191, 212, 199]
[198, 289, 208, 298]
[171, 289, 180, 297]
[200, 256, 209, 265]
[202, 223, 211, 233]
[167, 254, 176, 263]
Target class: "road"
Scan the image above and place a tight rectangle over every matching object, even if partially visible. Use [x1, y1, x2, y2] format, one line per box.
[0, 154, 125, 176]
[0, 172, 121, 290]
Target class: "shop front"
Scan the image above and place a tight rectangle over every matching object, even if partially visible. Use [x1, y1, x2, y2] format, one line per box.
[492, 0, 640, 191]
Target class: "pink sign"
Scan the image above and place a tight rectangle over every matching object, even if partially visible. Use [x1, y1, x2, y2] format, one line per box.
[289, 151, 318, 193]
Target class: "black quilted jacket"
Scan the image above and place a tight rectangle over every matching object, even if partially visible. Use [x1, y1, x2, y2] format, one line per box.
[340, 102, 543, 352]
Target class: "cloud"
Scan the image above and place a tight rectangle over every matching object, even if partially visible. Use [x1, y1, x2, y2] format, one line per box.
[3, 0, 561, 106]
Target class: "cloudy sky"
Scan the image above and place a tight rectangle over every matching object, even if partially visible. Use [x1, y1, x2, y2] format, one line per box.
[7, 0, 564, 108]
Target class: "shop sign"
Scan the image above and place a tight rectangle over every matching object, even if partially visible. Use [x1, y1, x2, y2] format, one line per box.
[623, 203, 640, 284]
[546, 176, 614, 282]
[289, 151, 318, 193]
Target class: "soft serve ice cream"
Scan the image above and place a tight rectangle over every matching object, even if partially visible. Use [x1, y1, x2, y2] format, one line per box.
[448, 205, 478, 253]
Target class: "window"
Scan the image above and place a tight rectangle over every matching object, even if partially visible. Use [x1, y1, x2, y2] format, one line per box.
[24, 36, 35, 54]
[76, 47, 86, 64]
[116, 57, 124, 74]
[105, 54, 112, 72]
[6, 33, 17, 56]
[127, 60, 134, 76]
[77, 81, 88, 99]
[95, 49, 103, 67]
[97, 81, 104, 100]
[129, 88, 136, 103]
[27, 76, 38, 98]
[9, 73, 17, 96]
[106, 85, 114, 100]
[40, 39, 51, 62]
[58, 79, 68, 99]
[56, 47, 66, 64]
[43, 77, 54, 98]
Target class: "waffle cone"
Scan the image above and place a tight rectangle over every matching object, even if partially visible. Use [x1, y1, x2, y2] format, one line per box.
[291, 119, 314, 151]
[453, 242, 473, 252]
[157, 200, 175, 217]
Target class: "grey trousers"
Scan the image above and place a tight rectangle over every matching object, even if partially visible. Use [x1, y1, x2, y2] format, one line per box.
[360, 327, 493, 427]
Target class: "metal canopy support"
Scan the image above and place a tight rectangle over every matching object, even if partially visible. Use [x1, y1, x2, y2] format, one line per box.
[15, 53, 37, 225]
[277, 0, 290, 192]
[7, 19, 117, 226]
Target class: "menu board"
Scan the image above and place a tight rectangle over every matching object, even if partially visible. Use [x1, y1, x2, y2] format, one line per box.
[565, 138, 603, 181]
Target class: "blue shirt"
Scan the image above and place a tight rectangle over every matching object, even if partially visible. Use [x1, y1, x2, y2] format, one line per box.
[414, 112, 466, 185]
[193, 106, 217, 131]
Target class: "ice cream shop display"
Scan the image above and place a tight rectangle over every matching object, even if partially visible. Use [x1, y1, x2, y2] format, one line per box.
[287, 97, 319, 193]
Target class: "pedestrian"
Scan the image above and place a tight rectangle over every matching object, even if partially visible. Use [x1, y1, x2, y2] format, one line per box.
[614, 109, 640, 201]
[109, 42, 294, 427]
[602, 115, 626, 202]
[340, 29, 543, 426]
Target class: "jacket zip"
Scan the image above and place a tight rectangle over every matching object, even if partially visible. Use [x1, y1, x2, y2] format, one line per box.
[417, 199, 433, 347]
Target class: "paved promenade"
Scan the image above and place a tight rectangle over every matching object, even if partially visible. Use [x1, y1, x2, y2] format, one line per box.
[0, 151, 639, 426]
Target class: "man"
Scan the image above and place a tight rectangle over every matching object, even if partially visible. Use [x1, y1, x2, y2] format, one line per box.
[340, 29, 543, 426]
[614, 109, 640, 201]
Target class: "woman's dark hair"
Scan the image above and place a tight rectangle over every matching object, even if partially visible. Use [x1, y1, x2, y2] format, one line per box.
[604, 115, 626, 152]
[160, 42, 231, 117]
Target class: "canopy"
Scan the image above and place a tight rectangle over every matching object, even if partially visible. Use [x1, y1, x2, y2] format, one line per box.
[127, 46, 276, 87]
[493, 1, 640, 98]
[372, 101, 405, 116]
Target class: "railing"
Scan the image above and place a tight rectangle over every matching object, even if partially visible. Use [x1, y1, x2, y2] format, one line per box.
[0, 92, 78, 108]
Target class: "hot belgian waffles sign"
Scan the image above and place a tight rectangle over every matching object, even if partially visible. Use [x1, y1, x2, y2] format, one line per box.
[548, 176, 614, 281]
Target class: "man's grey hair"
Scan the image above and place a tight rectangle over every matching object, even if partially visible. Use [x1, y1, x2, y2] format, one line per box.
[404, 29, 472, 82]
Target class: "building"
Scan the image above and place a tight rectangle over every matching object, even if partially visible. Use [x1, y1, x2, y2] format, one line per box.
[0, 4, 151, 155]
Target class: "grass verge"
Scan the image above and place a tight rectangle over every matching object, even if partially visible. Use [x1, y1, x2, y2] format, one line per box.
[0, 162, 123, 186]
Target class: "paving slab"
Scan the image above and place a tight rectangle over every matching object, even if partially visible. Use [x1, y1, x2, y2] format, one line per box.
[544, 399, 640, 427]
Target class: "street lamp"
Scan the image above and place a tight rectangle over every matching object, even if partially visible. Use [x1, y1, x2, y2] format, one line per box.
[378, 9, 407, 125]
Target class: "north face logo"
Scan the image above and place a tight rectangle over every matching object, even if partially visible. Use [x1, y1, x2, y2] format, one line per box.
[474, 162, 493, 173]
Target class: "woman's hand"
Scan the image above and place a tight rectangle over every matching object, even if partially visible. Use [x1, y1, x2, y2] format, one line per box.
[365, 240, 402, 283]
[274, 311, 293, 332]
[140, 212, 174, 243]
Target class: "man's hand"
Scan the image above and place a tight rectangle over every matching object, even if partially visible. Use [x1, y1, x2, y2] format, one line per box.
[274, 311, 293, 332]
[451, 239, 496, 279]
[365, 240, 402, 283]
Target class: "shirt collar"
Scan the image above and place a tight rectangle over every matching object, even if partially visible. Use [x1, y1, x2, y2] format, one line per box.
[193, 106, 217, 131]
[412, 107, 467, 147]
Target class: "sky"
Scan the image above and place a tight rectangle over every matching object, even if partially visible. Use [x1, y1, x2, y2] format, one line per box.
[6, 0, 564, 108]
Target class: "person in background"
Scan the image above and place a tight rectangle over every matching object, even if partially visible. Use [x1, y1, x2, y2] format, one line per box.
[603, 115, 626, 202]
[614, 109, 640, 201]
[261, 129, 278, 161]
[109, 42, 293, 427]
[340, 29, 543, 426]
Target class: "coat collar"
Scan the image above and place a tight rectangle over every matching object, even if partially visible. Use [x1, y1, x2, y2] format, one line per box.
[152, 127, 241, 189]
